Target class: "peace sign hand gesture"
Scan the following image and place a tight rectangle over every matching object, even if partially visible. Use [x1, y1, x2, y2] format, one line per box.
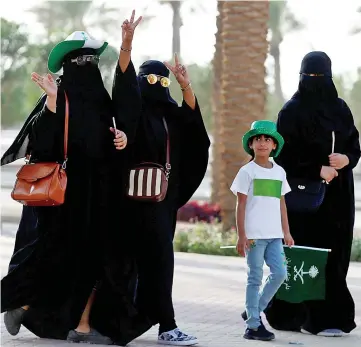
[122, 10, 142, 45]
[164, 53, 190, 89]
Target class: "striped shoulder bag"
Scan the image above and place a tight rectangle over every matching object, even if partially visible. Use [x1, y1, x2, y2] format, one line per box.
[127, 117, 171, 202]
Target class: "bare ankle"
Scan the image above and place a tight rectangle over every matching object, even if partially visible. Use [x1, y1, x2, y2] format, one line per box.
[22, 305, 30, 311]
[75, 324, 91, 334]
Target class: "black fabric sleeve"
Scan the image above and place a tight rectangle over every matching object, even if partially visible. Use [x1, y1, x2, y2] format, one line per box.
[31, 104, 63, 162]
[1, 95, 47, 166]
[112, 60, 141, 145]
[178, 97, 202, 124]
[275, 107, 323, 180]
[176, 98, 211, 208]
[340, 100, 361, 170]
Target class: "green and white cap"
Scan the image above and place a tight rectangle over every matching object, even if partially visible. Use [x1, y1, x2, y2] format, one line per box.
[47, 31, 108, 73]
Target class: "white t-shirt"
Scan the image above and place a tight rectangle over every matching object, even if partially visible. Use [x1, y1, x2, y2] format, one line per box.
[230, 160, 291, 239]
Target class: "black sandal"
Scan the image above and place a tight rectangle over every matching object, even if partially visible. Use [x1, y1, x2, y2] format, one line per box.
[4, 308, 26, 336]
[67, 328, 113, 345]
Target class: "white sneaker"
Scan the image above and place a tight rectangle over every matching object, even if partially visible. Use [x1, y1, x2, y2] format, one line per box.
[301, 328, 344, 337]
[317, 329, 344, 337]
[158, 328, 198, 346]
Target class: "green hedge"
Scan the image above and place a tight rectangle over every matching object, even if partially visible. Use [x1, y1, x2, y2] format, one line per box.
[174, 223, 361, 262]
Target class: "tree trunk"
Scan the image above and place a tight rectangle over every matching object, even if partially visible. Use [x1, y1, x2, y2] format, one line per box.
[211, 0, 224, 206]
[270, 36, 284, 105]
[170, 1, 182, 58]
[218, 0, 269, 230]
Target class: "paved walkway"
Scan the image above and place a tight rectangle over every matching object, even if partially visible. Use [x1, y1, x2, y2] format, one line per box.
[1, 235, 361, 347]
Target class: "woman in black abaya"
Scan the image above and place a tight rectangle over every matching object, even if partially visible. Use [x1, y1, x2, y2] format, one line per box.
[265, 51, 360, 336]
[110, 12, 210, 346]
[1, 31, 150, 345]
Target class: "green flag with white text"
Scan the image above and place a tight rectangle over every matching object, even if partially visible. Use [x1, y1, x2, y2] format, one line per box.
[276, 246, 329, 303]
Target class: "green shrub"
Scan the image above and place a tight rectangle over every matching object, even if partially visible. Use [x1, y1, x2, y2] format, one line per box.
[174, 222, 361, 262]
[174, 222, 238, 256]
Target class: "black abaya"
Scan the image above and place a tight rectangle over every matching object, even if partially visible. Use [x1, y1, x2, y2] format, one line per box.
[1, 49, 150, 345]
[112, 60, 210, 334]
[265, 92, 360, 334]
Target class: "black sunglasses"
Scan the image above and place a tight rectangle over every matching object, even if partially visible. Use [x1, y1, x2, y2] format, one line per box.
[69, 55, 100, 66]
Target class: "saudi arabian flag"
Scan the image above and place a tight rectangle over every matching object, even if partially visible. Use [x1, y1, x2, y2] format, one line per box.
[276, 245, 330, 304]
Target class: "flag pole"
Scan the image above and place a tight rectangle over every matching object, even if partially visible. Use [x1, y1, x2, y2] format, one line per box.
[220, 245, 331, 252]
[283, 245, 331, 252]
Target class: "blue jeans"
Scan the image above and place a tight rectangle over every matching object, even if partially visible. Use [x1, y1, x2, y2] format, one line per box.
[245, 238, 287, 329]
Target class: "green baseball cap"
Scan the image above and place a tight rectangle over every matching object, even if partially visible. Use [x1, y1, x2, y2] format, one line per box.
[47, 31, 108, 73]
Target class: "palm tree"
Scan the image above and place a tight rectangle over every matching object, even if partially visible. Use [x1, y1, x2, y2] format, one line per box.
[269, 0, 303, 105]
[210, 0, 224, 205]
[159, 1, 182, 58]
[158, 0, 206, 59]
[217, 0, 269, 230]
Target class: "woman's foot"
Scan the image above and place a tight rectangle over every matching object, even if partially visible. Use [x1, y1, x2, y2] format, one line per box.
[158, 328, 198, 346]
[4, 308, 27, 336]
[301, 328, 344, 337]
[67, 328, 113, 345]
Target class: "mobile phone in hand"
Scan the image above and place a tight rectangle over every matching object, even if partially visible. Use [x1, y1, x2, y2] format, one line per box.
[112, 117, 118, 137]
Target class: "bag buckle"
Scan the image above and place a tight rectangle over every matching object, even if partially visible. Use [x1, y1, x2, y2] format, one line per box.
[62, 158, 68, 170]
[165, 163, 171, 180]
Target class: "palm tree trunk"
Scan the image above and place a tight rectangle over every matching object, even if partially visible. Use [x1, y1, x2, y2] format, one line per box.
[170, 1, 182, 58]
[218, 0, 269, 230]
[270, 38, 284, 104]
[211, 0, 224, 205]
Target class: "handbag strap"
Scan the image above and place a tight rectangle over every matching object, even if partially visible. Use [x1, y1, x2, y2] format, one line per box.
[62, 91, 69, 168]
[162, 117, 171, 175]
[26, 92, 69, 168]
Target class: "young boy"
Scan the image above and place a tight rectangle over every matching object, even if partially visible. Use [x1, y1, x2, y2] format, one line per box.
[230, 120, 294, 341]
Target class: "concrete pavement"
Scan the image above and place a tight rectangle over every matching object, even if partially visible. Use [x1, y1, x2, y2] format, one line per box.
[1, 234, 361, 347]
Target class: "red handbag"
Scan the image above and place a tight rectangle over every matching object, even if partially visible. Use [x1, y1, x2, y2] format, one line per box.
[126, 117, 171, 202]
[11, 92, 69, 206]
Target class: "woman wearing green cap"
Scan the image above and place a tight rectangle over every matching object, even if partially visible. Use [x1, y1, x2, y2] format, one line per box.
[0, 31, 144, 345]
[230, 120, 294, 341]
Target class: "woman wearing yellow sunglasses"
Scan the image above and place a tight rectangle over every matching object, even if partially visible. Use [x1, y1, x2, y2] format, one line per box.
[109, 10, 210, 347]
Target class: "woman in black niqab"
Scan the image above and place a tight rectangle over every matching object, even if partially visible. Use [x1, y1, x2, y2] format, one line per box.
[107, 12, 210, 346]
[1, 37, 146, 345]
[265, 51, 360, 336]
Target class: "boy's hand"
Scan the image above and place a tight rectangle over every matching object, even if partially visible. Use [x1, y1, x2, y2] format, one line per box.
[284, 232, 294, 247]
[237, 236, 250, 257]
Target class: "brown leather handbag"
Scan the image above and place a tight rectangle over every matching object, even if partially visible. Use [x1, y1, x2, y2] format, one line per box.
[126, 117, 171, 202]
[11, 92, 69, 206]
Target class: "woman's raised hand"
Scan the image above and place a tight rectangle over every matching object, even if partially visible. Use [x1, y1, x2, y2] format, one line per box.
[31, 73, 57, 98]
[122, 10, 142, 45]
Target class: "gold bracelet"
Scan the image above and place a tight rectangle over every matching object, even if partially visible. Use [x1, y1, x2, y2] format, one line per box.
[120, 46, 132, 52]
[181, 82, 191, 92]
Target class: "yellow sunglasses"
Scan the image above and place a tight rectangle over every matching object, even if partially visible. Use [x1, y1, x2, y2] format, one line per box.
[145, 74, 171, 88]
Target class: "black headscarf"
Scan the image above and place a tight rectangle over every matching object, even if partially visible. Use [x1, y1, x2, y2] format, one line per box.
[56, 47, 113, 159]
[60, 48, 106, 98]
[137, 60, 177, 105]
[1, 48, 113, 165]
[295, 51, 338, 102]
[291, 51, 340, 139]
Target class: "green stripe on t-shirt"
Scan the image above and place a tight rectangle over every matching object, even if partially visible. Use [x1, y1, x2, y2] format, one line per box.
[253, 179, 282, 198]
